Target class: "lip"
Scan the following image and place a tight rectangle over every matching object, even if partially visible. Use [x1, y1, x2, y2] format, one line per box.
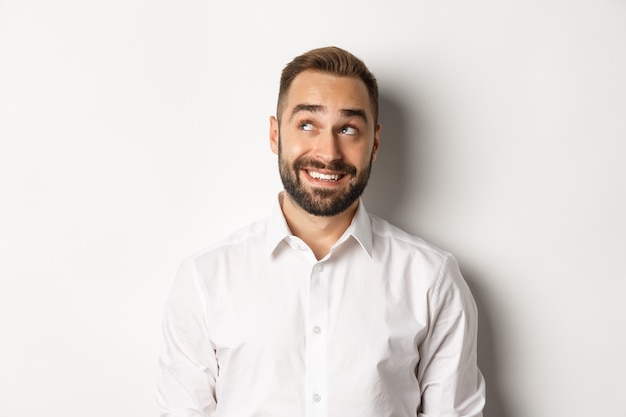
[301, 168, 347, 186]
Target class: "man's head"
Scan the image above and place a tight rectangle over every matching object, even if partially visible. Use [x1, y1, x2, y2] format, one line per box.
[270, 46, 381, 217]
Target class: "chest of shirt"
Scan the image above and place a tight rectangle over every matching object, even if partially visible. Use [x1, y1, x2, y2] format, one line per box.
[194, 240, 436, 362]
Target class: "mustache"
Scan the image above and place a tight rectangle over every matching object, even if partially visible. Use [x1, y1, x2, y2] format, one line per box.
[293, 158, 357, 176]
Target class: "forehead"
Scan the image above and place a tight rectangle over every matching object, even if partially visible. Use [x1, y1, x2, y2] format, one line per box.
[283, 70, 373, 118]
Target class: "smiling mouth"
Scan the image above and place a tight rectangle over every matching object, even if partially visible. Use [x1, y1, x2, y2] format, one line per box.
[306, 170, 345, 182]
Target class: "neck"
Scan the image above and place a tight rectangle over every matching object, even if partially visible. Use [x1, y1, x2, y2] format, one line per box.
[280, 192, 358, 260]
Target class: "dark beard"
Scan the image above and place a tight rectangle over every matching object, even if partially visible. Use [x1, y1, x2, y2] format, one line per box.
[278, 142, 373, 217]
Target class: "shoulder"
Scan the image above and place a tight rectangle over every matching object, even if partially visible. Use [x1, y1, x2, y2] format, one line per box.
[184, 217, 269, 267]
[369, 214, 476, 303]
[369, 213, 452, 261]
[368, 214, 466, 289]
[365, 214, 477, 312]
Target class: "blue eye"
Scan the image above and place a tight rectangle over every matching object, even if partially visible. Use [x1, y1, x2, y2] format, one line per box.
[340, 126, 358, 135]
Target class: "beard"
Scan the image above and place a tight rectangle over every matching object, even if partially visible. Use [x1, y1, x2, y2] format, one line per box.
[278, 141, 374, 217]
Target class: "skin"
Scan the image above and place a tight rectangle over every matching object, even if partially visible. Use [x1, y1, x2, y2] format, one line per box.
[269, 70, 382, 259]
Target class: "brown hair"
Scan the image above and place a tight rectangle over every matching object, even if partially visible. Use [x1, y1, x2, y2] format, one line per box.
[277, 46, 379, 123]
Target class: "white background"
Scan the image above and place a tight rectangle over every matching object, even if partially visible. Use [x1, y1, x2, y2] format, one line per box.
[1, 1, 625, 416]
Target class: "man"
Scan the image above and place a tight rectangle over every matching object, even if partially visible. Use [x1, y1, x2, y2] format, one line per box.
[157, 46, 485, 417]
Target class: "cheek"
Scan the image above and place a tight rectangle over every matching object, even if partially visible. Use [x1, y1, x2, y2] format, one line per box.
[350, 145, 376, 166]
[281, 140, 310, 161]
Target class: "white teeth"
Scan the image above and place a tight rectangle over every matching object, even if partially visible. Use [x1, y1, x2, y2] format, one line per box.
[309, 171, 341, 181]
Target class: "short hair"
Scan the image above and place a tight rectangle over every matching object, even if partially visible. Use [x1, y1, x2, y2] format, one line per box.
[277, 46, 379, 123]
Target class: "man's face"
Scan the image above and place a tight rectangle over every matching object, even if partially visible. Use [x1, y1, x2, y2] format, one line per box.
[270, 70, 381, 217]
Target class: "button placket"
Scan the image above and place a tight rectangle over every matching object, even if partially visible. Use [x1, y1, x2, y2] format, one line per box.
[305, 262, 328, 417]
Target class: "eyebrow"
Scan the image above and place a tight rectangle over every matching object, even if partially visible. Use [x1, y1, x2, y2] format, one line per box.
[289, 103, 368, 123]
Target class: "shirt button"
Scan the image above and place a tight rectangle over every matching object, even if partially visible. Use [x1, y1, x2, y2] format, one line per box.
[313, 264, 323, 272]
[313, 393, 321, 402]
[313, 326, 321, 334]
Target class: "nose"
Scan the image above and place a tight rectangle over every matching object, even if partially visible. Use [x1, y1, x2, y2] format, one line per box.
[314, 130, 342, 162]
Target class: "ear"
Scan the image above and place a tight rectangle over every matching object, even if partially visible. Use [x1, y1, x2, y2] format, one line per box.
[371, 123, 382, 162]
[269, 116, 279, 155]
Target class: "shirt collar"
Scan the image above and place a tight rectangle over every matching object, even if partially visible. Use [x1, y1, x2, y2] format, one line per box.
[265, 194, 294, 257]
[348, 199, 374, 258]
[265, 193, 373, 259]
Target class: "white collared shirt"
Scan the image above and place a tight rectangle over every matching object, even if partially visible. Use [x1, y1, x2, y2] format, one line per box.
[157, 197, 485, 417]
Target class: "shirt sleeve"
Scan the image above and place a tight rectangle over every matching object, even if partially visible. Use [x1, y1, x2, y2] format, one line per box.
[416, 255, 486, 417]
[156, 259, 219, 417]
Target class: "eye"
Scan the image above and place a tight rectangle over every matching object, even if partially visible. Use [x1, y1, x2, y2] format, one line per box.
[339, 126, 358, 135]
[299, 121, 315, 131]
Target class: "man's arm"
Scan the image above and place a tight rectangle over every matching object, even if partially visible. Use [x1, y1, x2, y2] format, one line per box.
[417, 255, 486, 417]
[157, 259, 218, 417]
